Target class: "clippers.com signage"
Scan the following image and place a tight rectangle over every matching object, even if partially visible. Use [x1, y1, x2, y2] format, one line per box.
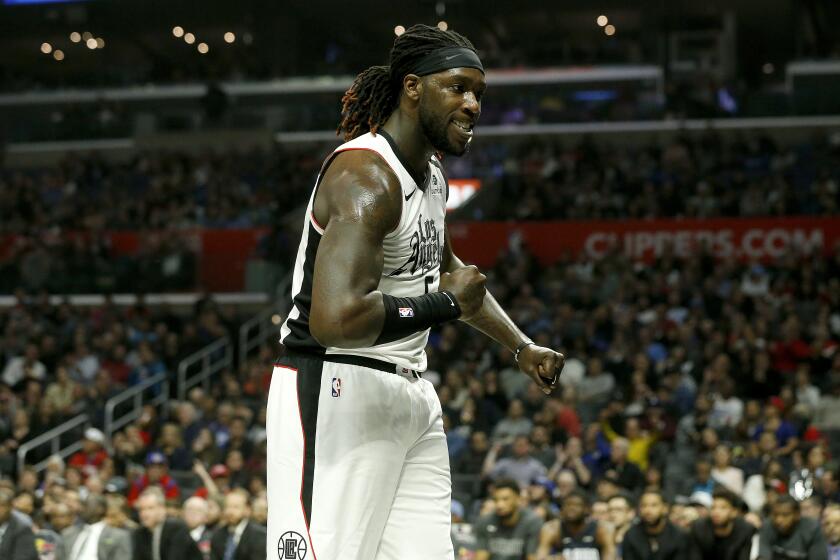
[448, 217, 840, 267]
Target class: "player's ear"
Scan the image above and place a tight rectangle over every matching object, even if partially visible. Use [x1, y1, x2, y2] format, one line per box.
[402, 74, 422, 102]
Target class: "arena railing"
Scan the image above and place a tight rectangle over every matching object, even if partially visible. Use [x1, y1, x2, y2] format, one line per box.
[238, 301, 284, 371]
[104, 372, 170, 442]
[0, 66, 662, 106]
[237, 271, 292, 370]
[17, 413, 91, 474]
[176, 336, 233, 401]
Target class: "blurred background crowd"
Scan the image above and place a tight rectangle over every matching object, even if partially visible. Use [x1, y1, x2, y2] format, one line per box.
[2, 0, 840, 559]
[1, 232, 840, 558]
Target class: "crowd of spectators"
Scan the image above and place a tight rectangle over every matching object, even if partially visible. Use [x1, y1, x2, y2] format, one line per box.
[461, 131, 840, 221]
[0, 293, 236, 472]
[0, 233, 839, 558]
[2, 132, 838, 238]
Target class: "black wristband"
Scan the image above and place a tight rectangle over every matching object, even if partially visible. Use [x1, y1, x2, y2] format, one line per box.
[375, 291, 462, 345]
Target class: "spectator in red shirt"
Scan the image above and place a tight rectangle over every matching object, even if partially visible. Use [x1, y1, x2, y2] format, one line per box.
[127, 451, 180, 505]
[67, 428, 109, 479]
[770, 318, 811, 375]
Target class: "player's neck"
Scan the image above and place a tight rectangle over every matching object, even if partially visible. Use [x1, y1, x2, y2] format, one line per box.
[382, 112, 434, 179]
[499, 508, 521, 527]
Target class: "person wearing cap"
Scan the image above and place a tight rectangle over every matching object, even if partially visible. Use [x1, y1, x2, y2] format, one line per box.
[210, 464, 231, 491]
[687, 488, 758, 560]
[68, 428, 109, 480]
[127, 452, 181, 506]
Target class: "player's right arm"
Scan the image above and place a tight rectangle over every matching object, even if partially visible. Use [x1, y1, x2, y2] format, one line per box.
[308, 150, 402, 349]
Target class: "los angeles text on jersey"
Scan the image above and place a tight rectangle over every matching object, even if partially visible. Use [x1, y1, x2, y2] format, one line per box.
[389, 213, 442, 276]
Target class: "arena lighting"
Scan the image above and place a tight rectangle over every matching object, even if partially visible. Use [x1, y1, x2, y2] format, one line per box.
[437, 20, 448, 31]
[597, 15, 608, 27]
[96, 38, 105, 49]
[172, 26, 184, 38]
[605, 24, 616, 36]
[184, 32, 196, 44]
[394, 25, 405, 36]
[69, 31, 81, 43]
[53, 49, 64, 61]
[40, 42, 52, 54]
[271, 314, 282, 325]
[82, 31, 92, 41]
[197, 42, 209, 54]
[224, 31, 235, 43]
[86, 37, 97, 49]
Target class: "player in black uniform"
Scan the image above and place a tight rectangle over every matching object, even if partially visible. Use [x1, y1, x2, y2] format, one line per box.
[537, 490, 615, 560]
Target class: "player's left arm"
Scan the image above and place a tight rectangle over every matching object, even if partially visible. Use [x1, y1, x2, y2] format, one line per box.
[596, 522, 617, 560]
[441, 225, 563, 394]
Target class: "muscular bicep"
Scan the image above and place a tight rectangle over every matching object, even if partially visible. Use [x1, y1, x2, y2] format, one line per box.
[308, 151, 402, 348]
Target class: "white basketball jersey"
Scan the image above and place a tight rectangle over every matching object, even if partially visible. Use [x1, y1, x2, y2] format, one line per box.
[280, 130, 448, 371]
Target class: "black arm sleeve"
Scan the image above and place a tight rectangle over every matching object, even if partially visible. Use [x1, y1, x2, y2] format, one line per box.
[374, 291, 461, 345]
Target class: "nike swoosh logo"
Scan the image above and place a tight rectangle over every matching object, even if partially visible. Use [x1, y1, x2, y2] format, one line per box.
[404, 189, 416, 200]
[442, 292, 456, 307]
[444, 54, 464, 61]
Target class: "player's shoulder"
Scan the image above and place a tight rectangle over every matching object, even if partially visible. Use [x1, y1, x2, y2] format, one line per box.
[318, 148, 403, 228]
[324, 148, 401, 195]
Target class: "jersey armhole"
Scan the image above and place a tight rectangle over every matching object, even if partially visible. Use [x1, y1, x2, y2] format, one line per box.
[312, 147, 403, 236]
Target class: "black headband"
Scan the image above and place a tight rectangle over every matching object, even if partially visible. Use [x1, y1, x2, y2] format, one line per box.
[409, 46, 485, 77]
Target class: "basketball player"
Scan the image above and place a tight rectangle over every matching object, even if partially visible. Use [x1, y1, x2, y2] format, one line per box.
[537, 490, 615, 560]
[267, 24, 564, 560]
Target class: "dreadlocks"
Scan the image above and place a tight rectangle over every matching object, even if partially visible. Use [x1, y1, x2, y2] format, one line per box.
[337, 24, 476, 142]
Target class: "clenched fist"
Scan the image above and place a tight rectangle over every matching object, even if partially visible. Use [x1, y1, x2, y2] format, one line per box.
[439, 265, 486, 320]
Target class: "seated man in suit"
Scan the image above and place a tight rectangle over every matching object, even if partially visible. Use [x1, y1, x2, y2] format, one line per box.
[183, 496, 214, 560]
[210, 489, 266, 560]
[133, 487, 202, 560]
[0, 487, 37, 560]
[60, 494, 132, 560]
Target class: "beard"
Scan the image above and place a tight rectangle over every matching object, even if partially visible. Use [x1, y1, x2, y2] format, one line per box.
[642, 515, 664, 528]
[418, 98, 468, 157]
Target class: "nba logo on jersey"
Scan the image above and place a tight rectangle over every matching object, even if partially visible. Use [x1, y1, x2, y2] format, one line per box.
[398, 307, 414, 318]
[331, 377, 341, 397]
[278, 531, 307, 559]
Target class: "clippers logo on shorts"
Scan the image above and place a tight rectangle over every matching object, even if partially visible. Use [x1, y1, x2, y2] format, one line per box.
[398, 307, 414, 318]
[331, 377, 341, 397]
[278, 531, 307, 559]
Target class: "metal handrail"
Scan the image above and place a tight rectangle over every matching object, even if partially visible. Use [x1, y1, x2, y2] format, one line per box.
[238, 301, 283, 371]
[237, 270, 292, 370]
[176, 337, 233, 400]
[17, 414, 90, 474]
[104, 372, 170, 441]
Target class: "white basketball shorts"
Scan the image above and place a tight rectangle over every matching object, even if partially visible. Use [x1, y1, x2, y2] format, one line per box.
[266, 351, 453, 560]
